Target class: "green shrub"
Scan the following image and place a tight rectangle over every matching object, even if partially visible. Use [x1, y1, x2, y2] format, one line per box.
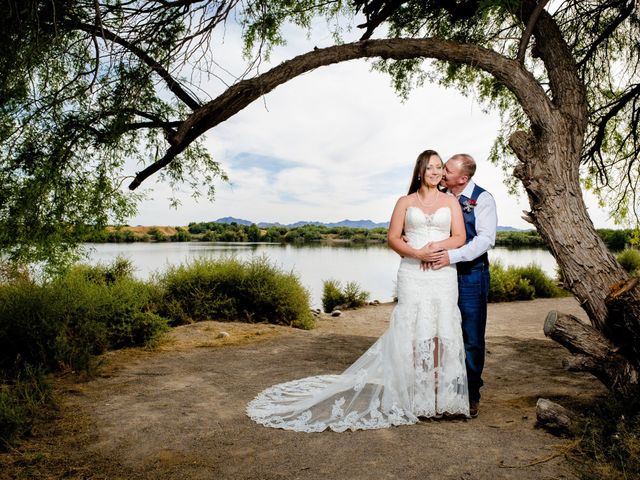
[0, 260, 168, 373]
[321, 279, 343, 313]
[148, 227, 168, 242]
[159, 256, 314, 329]
[489, 261, 566, 303]
[489, 263, 535, 302]
[0, 260, 170, 449]
[171, 228, 192, 242]
[570, 387, 640, 479]
[617, 248, 640, 275]
[0, 365, 52, 449]
[321, 279, 369, 313]
[512, 264, 566, 298]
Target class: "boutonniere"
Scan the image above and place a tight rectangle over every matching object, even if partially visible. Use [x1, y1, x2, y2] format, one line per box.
[462, 199, 478, 213]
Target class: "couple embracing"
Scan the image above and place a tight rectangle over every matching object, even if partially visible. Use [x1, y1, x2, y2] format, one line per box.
[247, 150, 497, 432]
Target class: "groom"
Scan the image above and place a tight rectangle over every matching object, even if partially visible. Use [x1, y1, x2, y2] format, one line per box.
[428, 153, 497, 418]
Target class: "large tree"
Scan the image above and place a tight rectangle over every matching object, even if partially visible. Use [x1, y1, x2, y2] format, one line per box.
[1, 1, 639, 392]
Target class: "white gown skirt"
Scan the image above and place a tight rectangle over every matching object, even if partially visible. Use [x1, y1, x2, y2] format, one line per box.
[246, 257, 470, 432]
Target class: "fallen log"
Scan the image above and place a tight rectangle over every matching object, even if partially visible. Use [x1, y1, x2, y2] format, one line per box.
[536, 398, 576, 435]
[544, 310, 638, 391]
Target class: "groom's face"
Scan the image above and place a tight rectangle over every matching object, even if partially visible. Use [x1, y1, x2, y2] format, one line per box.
[442, 159, 468, 190]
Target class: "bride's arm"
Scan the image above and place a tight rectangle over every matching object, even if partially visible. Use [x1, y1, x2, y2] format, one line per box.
[430, 197, 466, 250]
[387, 196, 423, 259]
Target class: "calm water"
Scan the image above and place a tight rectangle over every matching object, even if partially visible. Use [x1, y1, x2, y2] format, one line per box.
[84, 242, 557, 308]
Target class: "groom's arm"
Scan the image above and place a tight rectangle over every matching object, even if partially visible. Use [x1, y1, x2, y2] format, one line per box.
[448, 191, 497, 264]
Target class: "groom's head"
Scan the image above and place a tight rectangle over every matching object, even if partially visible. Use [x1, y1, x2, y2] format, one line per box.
[442, 153, 476, 192]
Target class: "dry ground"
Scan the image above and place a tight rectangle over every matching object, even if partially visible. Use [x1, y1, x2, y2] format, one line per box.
[1, 297, 606, 480]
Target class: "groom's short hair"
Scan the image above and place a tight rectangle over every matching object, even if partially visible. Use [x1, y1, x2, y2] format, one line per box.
[450, 154, 476, 178]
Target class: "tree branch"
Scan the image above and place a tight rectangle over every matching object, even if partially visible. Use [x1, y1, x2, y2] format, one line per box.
[519, 0, 586, 119]
[576, 1, 634, 70]
[66, 19, 202, 111]
[584, 83, 640, 163]
[129, 37, 553, 190]
[355, 0, 408, 40]
[516, 0, 550, 64]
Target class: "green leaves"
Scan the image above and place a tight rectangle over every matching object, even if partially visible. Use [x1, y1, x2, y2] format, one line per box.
[0, 1, 229, 268]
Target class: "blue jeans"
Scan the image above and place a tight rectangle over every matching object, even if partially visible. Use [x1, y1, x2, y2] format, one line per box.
[457, 264, 490, 402]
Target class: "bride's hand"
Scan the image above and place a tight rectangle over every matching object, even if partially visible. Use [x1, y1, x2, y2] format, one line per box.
[416, 243, 444, 262]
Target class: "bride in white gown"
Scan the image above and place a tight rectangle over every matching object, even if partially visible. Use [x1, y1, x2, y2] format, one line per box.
[246, 150, 470, 432]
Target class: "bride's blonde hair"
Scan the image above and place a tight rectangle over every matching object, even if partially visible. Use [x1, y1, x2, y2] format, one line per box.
[407, 149, 442, 194]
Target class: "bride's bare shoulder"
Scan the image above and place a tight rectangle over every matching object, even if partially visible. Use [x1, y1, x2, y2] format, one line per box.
[395, 194, 414, 206]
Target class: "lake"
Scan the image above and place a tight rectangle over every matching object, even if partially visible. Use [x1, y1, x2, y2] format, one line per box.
[84, 242, 557, 309]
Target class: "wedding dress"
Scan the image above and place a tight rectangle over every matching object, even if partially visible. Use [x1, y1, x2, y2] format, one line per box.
[246, 206, 469, 432]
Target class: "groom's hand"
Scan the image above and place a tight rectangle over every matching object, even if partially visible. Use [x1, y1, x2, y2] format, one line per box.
[431, 251, 451, 270]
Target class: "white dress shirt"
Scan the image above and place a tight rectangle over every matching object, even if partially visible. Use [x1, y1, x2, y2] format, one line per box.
[448, 180, 498, 265]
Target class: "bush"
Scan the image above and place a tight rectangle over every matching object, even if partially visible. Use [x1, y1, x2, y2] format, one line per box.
[0, 365, 52, 449]
[512, 264, 566, 298]
[321, 279, 369, 313]
[148, 227, 168, 242]
[570, 387, 640, 479]
[0, 259, 168, 373]
[171, 228, 192, 242]
[489, 261, 566, 303]
[159, 256, 314, 329]
[617, 248, 640, 275]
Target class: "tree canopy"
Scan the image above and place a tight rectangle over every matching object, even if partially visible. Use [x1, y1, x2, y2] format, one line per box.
[1, 0, 638, 265]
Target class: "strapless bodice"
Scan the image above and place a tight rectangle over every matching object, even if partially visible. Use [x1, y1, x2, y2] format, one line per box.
[403, 206, 452, 249]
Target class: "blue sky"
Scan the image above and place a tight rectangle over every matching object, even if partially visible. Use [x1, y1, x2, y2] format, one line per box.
[127, 19, 616, 230]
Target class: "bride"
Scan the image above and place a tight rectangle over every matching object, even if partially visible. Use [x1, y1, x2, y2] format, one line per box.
[246, 150, 470, 432]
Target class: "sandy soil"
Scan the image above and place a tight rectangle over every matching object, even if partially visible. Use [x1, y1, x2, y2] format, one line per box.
[1, 297, 606, 480]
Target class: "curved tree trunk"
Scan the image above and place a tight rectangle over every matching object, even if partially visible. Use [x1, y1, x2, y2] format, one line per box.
[510, 123, 629, 333]
[509, 0, 640, 394]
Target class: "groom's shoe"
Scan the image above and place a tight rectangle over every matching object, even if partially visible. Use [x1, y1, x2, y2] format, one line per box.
[469, 400, 479, 418]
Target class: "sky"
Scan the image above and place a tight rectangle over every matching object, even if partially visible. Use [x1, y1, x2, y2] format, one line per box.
[126, 18, 617, 230]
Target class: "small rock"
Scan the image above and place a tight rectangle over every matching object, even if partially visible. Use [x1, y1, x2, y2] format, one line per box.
[331, 310, 342, 317]
[216, 331, 230, 339]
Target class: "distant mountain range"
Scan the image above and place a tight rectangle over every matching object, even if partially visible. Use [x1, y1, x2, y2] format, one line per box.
[213, 216, 523, 231]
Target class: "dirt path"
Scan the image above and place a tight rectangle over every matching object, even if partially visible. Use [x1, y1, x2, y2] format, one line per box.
[2, 297, 605, 479]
